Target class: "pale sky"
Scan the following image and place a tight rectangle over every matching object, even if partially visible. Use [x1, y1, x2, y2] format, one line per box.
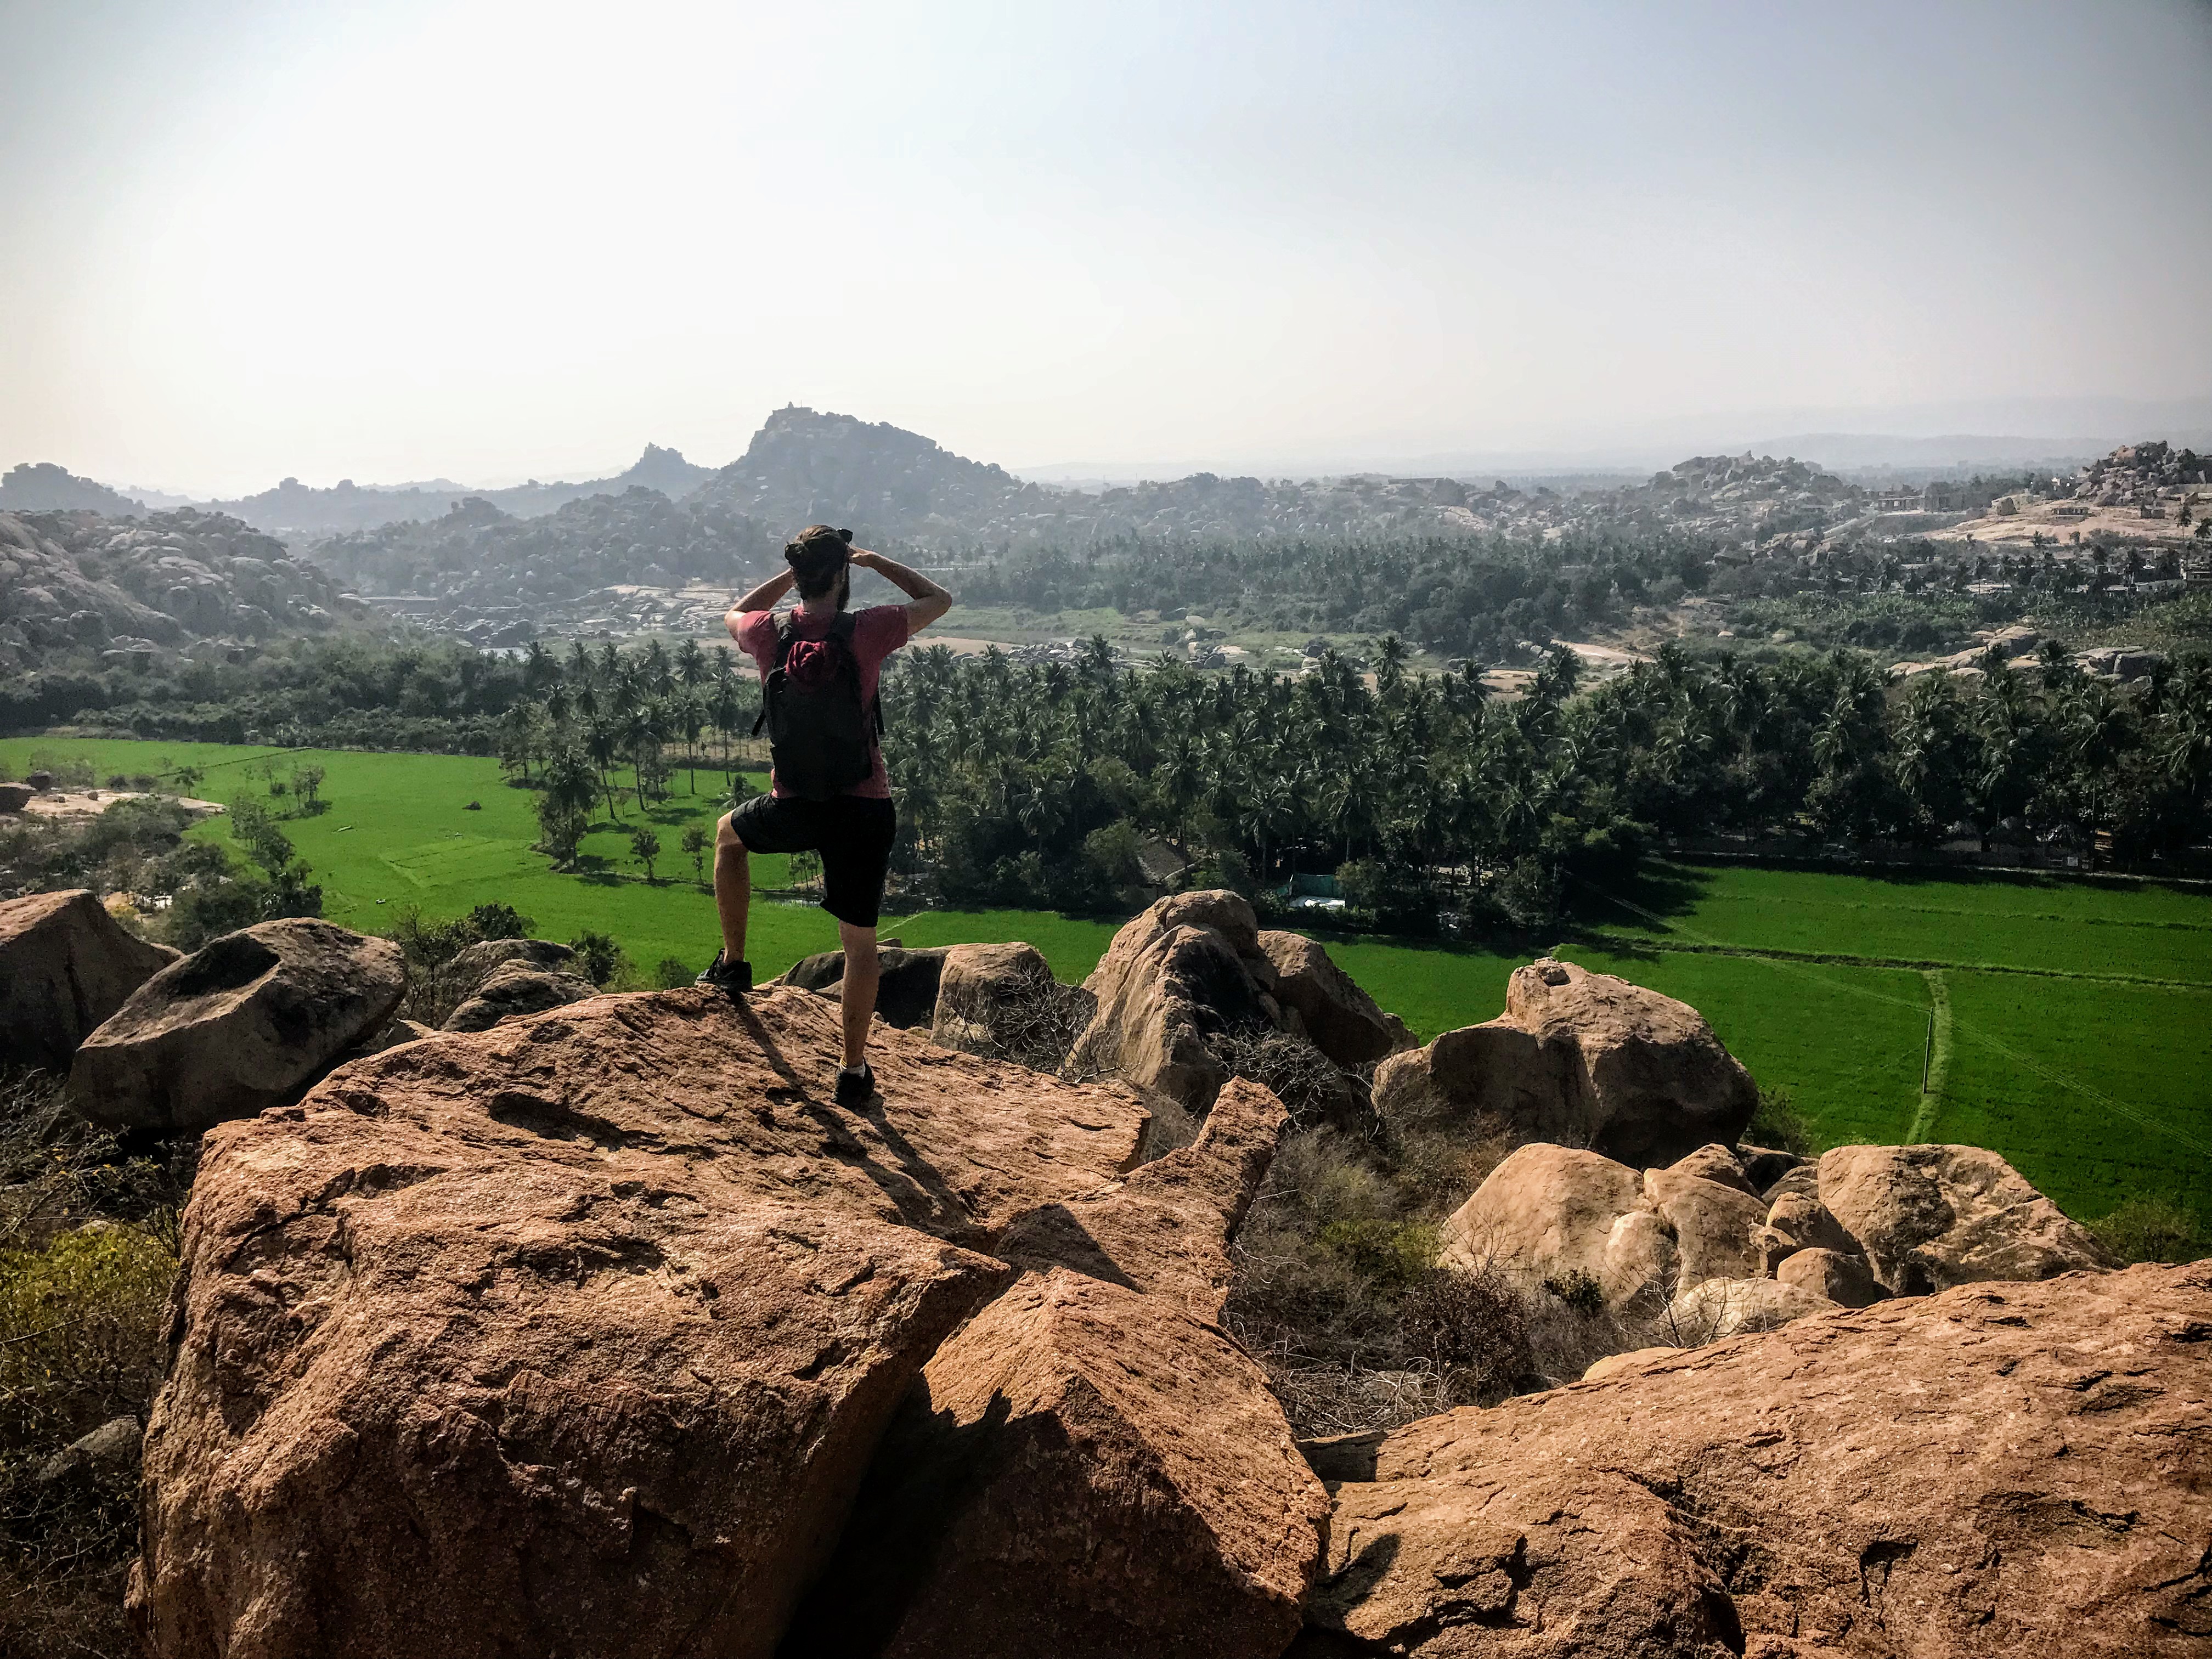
[3, 0, 2209, 494]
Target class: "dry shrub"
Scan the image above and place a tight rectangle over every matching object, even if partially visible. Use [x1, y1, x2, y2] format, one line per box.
[0, 1070, 190, 1658]
[995, 973, 1097, 1077]
[1205, 1025, 1361, 1130]
[1227, 1125, 1549, 1437]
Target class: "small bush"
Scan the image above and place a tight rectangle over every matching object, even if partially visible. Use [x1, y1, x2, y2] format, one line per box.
[0, 1226, 176, 1452]
[652, 956, 693, 990]
[1746, 1084, 1814, 1156]
[1543, 1267, 1607, 1316]
[1318, 1218, 1437, 1289]
[2090, 1194, 2205, 1265]
[568, 930, 624, 986]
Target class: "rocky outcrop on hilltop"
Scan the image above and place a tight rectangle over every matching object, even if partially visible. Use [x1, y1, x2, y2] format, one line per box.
[1297, 1262, 2212, 1657]
[128, 988, 1180, 1659]
[5, 893, 2180, 1659]
[0, 887, 177, 1069]
[0, 506, 364, 667]
[1374, 957, 1758, 1166]
[686, 409, 1506, 551]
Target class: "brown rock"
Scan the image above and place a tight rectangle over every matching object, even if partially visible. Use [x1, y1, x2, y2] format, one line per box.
[369, 1017, 437, 1052]
[0, 780, 32, 811]
[930, 940, 1088, 1066]
[996, 1076, 1288, 1322]
[783, 944, 950, 1029]
[1818, 1143, 2116, 1295]
[1665, 1141, 1757, 1194]
[1070, 895, 1273, 1112]
[1644, 1156, 1769, 1286]
[441, 960, 596, 1031]
[129, 988, 1153, 1659]
[788, 1269, 1327, 1659]
[1663, 1274, 1839, 1341]
[0, 888, 176, 1069]
[1437, 1142, 1644, 1287]
[441, 936, 575, 996]
[69, 919, 404, 1131]
[1577, 1344, 1684, 1384]
[1256, 930, 1414, 1067]
[1304, 1262, 2212, 1657]
[1764, 1189, 1858, 1256]
[1775, 1246, 1885, 1308]
[1372, 958, 1757, 1166]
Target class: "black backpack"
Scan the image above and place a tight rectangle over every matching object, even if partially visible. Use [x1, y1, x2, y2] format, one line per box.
[752, 613, 883, 800]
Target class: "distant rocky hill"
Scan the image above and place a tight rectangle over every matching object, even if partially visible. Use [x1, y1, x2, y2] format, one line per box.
[0, 507, 366, 671]
[0, 462, 145, 516]
[306, 487, 775, 642]
[191, 443, 722, 536]
[690, 407, 1511, 548]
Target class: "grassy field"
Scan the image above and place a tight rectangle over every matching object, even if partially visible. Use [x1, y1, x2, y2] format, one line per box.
[9, 737, 2208, 1218]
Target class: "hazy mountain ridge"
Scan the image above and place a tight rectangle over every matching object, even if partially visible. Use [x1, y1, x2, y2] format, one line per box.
[0, 462, 146, 516]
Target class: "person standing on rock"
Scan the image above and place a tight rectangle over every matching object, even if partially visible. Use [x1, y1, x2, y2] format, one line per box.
[699, 525, 951, 1106]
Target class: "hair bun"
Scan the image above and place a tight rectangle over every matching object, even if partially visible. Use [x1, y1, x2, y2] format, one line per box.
[837, 528, 853, 543]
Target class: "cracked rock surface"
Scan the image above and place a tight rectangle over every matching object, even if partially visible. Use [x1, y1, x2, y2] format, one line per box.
[128, 986, 1158, 1659]
[1294, 1261, 2212, 1657]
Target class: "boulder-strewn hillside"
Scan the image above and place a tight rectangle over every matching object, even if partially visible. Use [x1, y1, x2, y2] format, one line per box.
[0, 507, 366, 670]
[0, 890, 2204, 1657]
[189, 443, 721, 536]
[308, 486, 775, 616]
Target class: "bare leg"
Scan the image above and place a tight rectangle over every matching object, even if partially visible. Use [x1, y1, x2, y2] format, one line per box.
[837, 919, 879, 1071]
[713, 812, 750, 966]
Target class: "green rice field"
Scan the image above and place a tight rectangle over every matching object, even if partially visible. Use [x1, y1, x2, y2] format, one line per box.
[8, 736, 2209, 1220]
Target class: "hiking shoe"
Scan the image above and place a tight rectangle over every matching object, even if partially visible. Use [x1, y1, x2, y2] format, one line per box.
[696, 950, 752, 996]
[834, 1061, 876, 1108]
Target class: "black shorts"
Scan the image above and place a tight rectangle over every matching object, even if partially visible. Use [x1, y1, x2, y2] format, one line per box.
[728, 794, 897, 929]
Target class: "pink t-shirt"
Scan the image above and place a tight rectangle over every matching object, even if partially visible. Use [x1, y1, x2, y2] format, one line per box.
[736, 603, 911, 798]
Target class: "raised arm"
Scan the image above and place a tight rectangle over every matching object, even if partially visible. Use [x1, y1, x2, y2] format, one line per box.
[727, 569, 795, 639]
[851, 549, 951, 633]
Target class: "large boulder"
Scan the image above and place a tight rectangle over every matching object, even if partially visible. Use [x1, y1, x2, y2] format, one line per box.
[1372, 958, 1757, 1166]
[441, 959, 596, 1032]
[1643, 1156, 1769, 1286]
[1817, 1143, 2116, 1295]
[1067, 894, 1414, 1116]
[787, 1269, 1327, 1659]
[1440, 1142, 1775, 1316]
[69, 919, 404, 1131]
[1437, 1144, 1658, 1304]
[1299, 1262, 2212, 1657]
[1775, 1245, 1885, 1308]
[0, 888, 176, 1069]
[129, 987, 1155, 1659]
[930, 940, 1090, 1067]
[1256, 930, 1414, 1068]
[783, 944, 950, 1029]
[1070, 894, 1275, 1112]
[996, 1075, 1289, 1322]
[440, 936, 575, 996]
